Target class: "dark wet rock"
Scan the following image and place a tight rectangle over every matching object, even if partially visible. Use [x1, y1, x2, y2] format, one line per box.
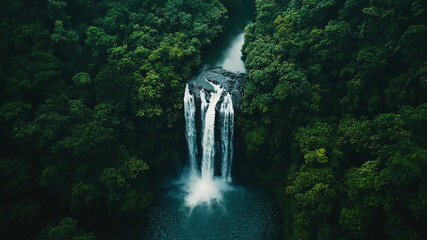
[188, 67, 246, 111]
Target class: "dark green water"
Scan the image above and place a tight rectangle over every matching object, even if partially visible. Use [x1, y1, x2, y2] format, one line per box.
[140, 183, 282, 240]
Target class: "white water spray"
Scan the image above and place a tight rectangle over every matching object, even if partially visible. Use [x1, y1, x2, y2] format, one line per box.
[200, 89, 208, 141]
[183, 81, 235, 207]
[220, 93, 234, 182]
[201, 83, 223, 180]
[184, 84, 197, 172]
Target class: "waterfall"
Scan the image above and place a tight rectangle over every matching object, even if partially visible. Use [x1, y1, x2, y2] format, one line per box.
[200, 89, 208, 141]
[183, 82, 235, 207]
[201, 83, 223, 179]
[184, 84, 197, 171]
[220, 93, 234, 182]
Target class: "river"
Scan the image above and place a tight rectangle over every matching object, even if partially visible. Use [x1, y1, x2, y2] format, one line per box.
[202, 1, 256, 73]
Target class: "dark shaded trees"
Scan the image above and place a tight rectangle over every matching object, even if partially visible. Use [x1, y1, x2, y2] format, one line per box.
[0, 0, 231, 239]
[242, 0, 427, 239]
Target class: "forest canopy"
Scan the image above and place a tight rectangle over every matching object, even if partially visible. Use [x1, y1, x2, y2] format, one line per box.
[0, 0, 426, 239]
[0, 0, 236, 239]
[241, 0, 426, 239]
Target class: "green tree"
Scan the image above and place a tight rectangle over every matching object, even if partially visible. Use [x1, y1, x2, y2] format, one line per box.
[38, 217, 95, 240]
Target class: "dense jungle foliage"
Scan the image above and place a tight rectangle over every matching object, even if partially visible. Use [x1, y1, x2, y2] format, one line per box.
[0, 0, 242, 239]
[1, 0, 426, 239]
[241, 0, 426, 239]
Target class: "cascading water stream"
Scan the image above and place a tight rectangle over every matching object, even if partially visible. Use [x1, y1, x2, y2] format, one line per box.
[201, 83, 223, 180]
[184, 84, 198, 172]
[220, 93, 234, 182]
[200, 89, 208, 142]
[183, 81, 235, 207]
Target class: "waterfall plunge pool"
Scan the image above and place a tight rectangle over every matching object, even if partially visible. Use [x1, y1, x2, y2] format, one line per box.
[139, 174, 282, 240]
